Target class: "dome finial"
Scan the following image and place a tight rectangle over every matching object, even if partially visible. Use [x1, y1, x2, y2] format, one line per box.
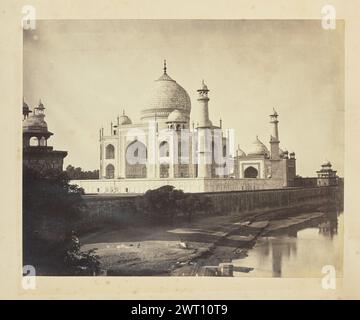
[198, 79, 209, 92]
[163, 59, 167, 74]
[37, 98, 45, 109]
[118, 110, 132, 125]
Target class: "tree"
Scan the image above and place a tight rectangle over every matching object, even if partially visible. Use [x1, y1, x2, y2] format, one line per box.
[23, 167, 85, 240]
[23, 165, 100, 275]
[66, 165, 99, 180]
[138, 185, 214, 224]
[139, 185, 186, 223]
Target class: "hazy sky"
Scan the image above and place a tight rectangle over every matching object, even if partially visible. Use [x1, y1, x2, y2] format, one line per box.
[23, 20, 344, 176]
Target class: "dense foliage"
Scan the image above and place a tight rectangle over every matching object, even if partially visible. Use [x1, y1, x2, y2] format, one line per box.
[65, 165, 99, 180]
[63, 232, 101, 276]
[23, 166, 100, 275]
[139, 185, 213, 223]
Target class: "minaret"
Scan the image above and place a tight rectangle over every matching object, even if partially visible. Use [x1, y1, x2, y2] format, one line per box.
[196, 80, 212, 178]
[196, 80, 212, 128]
[270, 108, 280, 160]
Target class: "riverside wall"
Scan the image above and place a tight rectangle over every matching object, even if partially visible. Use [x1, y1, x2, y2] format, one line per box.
[201, 185, 342, 216]
[80, 185, 343, 223]
[71, 177, 285, 194]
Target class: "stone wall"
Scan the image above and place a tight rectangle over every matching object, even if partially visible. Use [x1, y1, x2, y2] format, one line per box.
[23, 149, 67, 172]
[72, 177, 285, 194]
[203, 178, 284, 192]
[201, 185, 342, 215]
[80, 185, 343, 223]
[80, 194, 140, 223]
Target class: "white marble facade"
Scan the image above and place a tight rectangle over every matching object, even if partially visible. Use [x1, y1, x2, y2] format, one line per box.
[74, 62, 297, 194]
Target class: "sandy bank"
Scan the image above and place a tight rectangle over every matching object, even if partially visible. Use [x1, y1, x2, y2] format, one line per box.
[80, 209, 326, 276]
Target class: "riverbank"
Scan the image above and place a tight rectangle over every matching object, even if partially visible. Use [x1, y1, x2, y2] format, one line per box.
[80, 206, 329, 276]
[80, 185, 343, 225]
[80, 213, 247, 276]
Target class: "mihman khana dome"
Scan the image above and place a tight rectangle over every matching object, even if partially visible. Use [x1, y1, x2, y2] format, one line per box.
[141, 60, 191, 122]
[236, 145, 246, 157]
[73, 62, 299, 194]
[248, 136, 270, 156]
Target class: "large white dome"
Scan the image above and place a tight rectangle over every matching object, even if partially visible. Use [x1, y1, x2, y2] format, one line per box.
[141, 69, 191, 122]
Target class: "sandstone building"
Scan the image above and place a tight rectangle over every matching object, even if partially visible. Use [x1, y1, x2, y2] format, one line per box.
[23, 99, 67, 173]
[317, 161, 338, 186]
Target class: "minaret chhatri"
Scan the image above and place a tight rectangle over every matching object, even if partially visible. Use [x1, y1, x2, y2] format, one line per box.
[270, 108, 280, 160]
[196, 80, 212, 178]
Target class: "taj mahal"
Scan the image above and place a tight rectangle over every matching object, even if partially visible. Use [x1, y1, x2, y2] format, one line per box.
[73, 61, 296, 194]
[22, 61, 298, 194]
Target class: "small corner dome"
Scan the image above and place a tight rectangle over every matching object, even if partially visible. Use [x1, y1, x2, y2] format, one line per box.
[280, 148, 289, 158]
[237, 146, 246, 157]
[248, 136, 269, 156]
[322, 160, 332, 167]
[23, 115, 48, 133]
[119, 113, 132, 125]
[166, 109, 187, 123]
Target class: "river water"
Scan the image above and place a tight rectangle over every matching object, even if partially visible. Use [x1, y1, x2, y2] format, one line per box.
[233, 210, 343, 278]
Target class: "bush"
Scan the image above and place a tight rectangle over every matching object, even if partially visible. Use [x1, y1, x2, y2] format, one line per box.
[139, 185, 184, 223]
[63, 232, 101, 276]
[138, 185, 214, 224]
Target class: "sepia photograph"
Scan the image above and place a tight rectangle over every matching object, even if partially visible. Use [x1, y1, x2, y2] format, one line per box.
[22, 19, 344, 278]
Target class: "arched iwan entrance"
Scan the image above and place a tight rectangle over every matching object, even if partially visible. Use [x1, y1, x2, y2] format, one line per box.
[159, 141, 169, 178]
[244, 166, 258, 178]
[105, 164, 115, 179]
[29, 136, 38, 146]
[105, 144, 115, 159]
[125, 140, 147, 178]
